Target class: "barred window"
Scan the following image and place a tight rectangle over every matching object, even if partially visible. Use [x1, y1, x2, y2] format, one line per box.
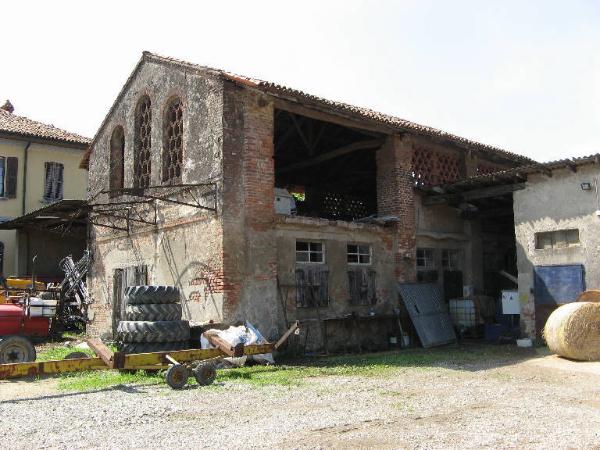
[109, 126, 125, 197]
[162, 97, 183, 184]
[134, 96, 152, 189]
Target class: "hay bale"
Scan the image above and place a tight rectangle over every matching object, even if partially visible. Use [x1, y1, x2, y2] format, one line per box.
[543, 302, 600, 361]
[576, 290, 600, 303]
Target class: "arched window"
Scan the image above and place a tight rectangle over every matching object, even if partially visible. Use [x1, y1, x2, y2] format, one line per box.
[109, 126, 125, 196]
[134, 96, 152, 189]
[162, 97, 183, 184]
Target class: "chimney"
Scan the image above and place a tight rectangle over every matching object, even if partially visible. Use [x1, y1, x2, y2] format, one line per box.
[1, 100, 14, 114]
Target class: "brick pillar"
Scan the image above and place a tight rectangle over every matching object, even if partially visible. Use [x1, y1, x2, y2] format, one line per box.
[221, 84, 280, 338]
[376, 134, 416, 282]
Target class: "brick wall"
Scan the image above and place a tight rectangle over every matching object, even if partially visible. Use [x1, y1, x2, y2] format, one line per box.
[376, 135, 417, 283]
[221, 83, 280, 338]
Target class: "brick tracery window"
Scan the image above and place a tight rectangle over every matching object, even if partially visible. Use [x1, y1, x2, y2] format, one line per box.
[109, 126, 125, 197]
[134, 96, 152, 189]
[162, 97, 183, 184]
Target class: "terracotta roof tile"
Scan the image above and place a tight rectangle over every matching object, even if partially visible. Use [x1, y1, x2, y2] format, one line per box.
[0, 109, 90, 146]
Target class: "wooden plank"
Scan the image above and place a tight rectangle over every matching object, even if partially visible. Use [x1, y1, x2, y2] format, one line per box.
[278, 139, 383, 174]
[202, 332, 245, 357]
[274, 321, 299, 350]
[87, 338, 117, 368]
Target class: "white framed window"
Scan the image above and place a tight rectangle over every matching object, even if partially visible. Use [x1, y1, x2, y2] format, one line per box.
[535, 229, 579, 250]
[43, 162, 64, 202]
[416, 248, 435, 269]
[442, 249, 460, 270]
[347, 243, 372, 265]
[296, 241, 324, 263]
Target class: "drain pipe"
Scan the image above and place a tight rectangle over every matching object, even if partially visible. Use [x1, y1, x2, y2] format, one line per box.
[22, 141, 31, 216]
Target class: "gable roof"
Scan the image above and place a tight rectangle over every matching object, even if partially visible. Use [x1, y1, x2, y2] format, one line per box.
[0, 108, 90, 148]
[81, 51, 534, 169]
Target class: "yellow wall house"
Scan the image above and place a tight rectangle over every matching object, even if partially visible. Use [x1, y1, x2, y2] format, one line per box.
[0, 100, 90, 279]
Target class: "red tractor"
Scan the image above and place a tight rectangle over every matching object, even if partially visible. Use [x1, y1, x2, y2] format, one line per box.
[0, 303, 50, 363]
[0, 252, 92, 363]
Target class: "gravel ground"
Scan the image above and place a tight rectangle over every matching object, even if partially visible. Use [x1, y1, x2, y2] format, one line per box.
[1, 351, 600, 449]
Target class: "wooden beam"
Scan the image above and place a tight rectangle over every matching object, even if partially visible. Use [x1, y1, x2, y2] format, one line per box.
[87, 338, 125, 369]
[278, 139, 383, 174]
[423, 183, 525, 206]
[462, 183, 525, 201]
[275, 321, 299, 350]
[274, 99, 392, 136]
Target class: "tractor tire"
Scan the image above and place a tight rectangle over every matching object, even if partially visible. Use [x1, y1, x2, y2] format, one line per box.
[0, 336, 36, 364]
[125, 303, 182, 321]
[116, 320, 190, 343]
[125, 286, 180, 305]
[117, 341, 189, 354]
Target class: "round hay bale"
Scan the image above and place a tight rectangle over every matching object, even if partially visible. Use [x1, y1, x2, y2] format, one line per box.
[576, 290, 600, 303]
[543, 302, 600, 361]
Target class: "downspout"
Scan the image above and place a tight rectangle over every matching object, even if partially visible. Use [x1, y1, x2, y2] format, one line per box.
[22, 141, 31, 275]
[22, 141, 31, 215]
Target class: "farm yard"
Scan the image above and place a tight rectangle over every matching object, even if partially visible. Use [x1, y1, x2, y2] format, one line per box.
[1, 344, 599, 449]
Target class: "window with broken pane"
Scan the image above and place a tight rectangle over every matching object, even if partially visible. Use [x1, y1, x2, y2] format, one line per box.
[162, 97, 183, 184]
[134, 96, 152, 189]
[347, 243, 371, 265]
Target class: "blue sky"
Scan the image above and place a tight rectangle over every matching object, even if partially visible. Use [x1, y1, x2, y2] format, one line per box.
[2, 0, 599, 161]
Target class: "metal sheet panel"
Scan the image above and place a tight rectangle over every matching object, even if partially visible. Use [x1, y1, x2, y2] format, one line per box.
[398, 282, 457, 348]
[533, 264, 585, 305]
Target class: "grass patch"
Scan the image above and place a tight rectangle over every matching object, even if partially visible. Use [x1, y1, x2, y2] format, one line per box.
[36, 346, 97, 362]
[51, 344, 533, 392]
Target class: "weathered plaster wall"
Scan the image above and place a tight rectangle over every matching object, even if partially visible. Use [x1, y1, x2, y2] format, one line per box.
[514, 165, 600, 337]
[275, 216, 397, 351]
[414, 193, 484, 293]
[87, 60, 225, 336]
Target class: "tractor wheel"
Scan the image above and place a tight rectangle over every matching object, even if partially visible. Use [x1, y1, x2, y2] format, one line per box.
[0, 336, 36, 364]
[165, 364, 188, 389]
[193, 362, 217, 386]
[116, 321, 190, 343]
[125, 303, 182, 321]
[125, 286, 181, 305]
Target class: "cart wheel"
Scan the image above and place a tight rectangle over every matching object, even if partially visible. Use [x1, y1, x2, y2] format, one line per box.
[193, 362, 217, 386]
[63, 351, 89, 360]
[165, 364, 188, 389]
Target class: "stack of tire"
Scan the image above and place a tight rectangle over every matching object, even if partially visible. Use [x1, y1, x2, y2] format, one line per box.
[117, 285, 190, 354]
